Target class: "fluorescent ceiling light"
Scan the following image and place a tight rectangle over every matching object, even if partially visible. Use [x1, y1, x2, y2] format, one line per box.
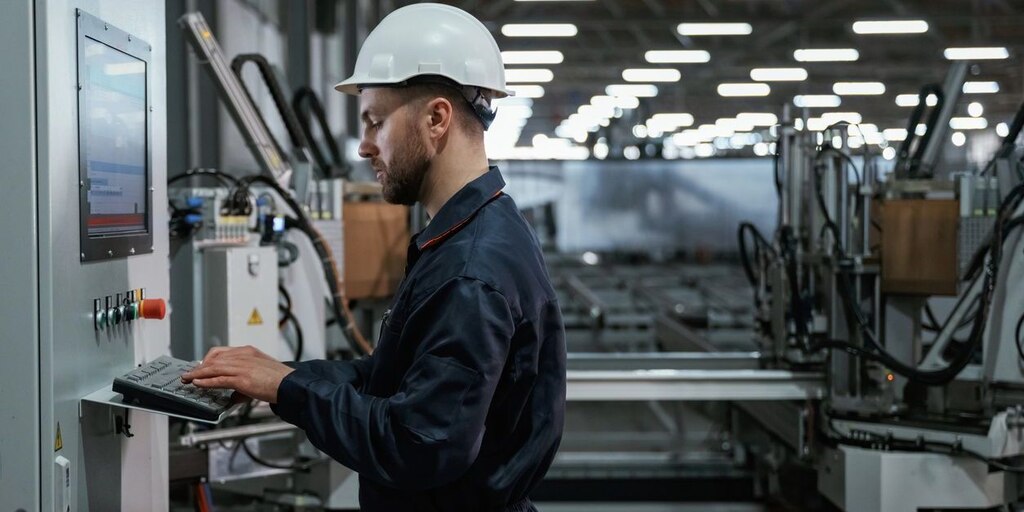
[895, 93, 938, 107]
[677, 22, 752, 36]
[794, 95, 842, 108]
[717, 83, 770, 97]
[578, 104, 616, 120]
[944, 47, 1009, 60]
[820, 112, 862, 125]
[833, 81, 885, 95]
[622, 68, 681, 82]
[950, 117, 987, 130]
[591, 95, 639, 109]
[645, 50, 711, 64]
[606, 84, 658, 97]
[997, 123, 1010, 137]
[498, 105, 533, 118]
[963, 81, 1000, 94]
[806, 112, 862, 131]
[494, 97, 534, 108]
[852, 19, 928, 34]
[501, 24, 578, 37]
[672, 132, 702, 146]
[794, 48, 859, 62]
[806, 119, 829, 132]
[968, 102, 984, 117]
[750, 67, 807, 81]
[501, 51, 564, 65]
[715, 117, 755, 132]
[883, 128, 908, 141]
[507, 85, 545, 98]
[736, 113, 779, 126]
[505, 68, 553, 83]
[649, 113, 695, 127]
[857, 123, 879, 134]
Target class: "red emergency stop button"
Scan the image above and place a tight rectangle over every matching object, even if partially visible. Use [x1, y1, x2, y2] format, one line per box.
[139, 298, 166, 320]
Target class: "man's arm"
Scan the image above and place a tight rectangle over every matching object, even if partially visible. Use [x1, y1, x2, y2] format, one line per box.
[271, 276, 513, 490]
[286, 356, 374, 389]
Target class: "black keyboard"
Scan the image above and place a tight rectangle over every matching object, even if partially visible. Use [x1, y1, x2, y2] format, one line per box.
[113, 355, 234, 421]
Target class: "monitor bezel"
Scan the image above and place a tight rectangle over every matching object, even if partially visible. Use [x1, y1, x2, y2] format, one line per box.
[76, 9, 154, 262]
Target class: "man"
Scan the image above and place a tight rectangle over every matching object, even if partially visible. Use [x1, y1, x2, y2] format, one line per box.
[182, 3, 566, 511]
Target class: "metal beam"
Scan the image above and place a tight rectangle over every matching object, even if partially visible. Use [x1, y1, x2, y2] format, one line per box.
[567, 369, 824, 401]
[567, 351, 763, 371]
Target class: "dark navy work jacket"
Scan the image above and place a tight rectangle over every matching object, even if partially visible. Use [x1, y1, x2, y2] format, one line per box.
[272, 167, 566, 512]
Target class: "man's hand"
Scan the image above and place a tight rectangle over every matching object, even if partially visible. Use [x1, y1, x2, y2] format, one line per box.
[181, 345, 295, 403]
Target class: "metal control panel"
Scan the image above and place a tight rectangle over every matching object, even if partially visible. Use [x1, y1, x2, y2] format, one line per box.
[0, 2, 170, 511]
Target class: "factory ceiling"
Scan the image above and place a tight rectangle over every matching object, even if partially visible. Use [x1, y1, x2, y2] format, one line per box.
[410, 0, 1024, 152]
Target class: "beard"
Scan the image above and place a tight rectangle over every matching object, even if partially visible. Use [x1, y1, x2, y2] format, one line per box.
[378, 134, 431, 206]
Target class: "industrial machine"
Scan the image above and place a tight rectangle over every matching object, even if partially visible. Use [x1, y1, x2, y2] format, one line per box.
[5, 2, 1023, 510]
[739, 62, 1024, 510]
[0, 2, 172, 510]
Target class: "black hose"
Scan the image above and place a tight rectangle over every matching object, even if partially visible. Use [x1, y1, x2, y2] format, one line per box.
[737, 222, 776, 287]
[168, 168, 241, 187]
[293, 86, 346, 178]
[816, 183, 1024, 385]
[278, 305, 304, 362]
[243, 174, 369, 356]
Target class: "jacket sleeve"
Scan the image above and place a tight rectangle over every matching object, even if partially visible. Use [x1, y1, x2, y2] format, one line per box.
[271, 277, 513, 490]
[283, 356, 374, 390]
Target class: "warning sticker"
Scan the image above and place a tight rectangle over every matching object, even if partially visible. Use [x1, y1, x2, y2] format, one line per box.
[247, 308, 263, 326]
[54, 423, 63, 451]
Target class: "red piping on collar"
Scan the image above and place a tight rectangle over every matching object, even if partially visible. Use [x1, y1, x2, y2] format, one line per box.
[418, 190, 503, 251]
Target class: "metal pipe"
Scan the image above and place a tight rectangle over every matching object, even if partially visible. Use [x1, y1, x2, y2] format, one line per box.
[567, 351, 763, 371]
[919, 61, 968, 177]
[565, 275, 607, 327]
[780, 104, 793, 227]
[838, 151, 850, 253]
[860, 156, 874, 257]
[179, 421, 298, 447]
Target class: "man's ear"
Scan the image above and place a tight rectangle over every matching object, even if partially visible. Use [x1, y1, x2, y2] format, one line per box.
[425, 97, 454, 139]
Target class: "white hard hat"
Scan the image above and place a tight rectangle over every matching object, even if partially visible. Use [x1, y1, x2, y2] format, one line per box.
[335, 3, 512, 100]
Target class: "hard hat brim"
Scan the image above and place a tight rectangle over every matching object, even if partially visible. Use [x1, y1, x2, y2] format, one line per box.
[334, 74, 513, 98]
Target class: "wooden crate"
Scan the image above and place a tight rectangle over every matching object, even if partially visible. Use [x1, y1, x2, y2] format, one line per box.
[880, 199, 959, 296]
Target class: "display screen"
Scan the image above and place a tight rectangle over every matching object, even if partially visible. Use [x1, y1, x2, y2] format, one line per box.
[82, 37, 148, 237]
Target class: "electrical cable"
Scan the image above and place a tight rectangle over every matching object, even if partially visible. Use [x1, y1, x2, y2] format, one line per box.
[737, 221, 777, 287]
[243, 174, 372, 355]
[203, 482, 214, 511]
[168, 168, 241, 188]
[278, 284, 292, 311]
[239, 437, 315, 472]
[839, 184, 1022, 384]
[962, 216, 1024, 282]
[279, 305, 304, 362]
[195, 481, 211, 512]
[1015, 310, 1024, 363]
[923, 298, 978, 333]
[278, 284, 302, 360]
[799, 153, 1024, 384]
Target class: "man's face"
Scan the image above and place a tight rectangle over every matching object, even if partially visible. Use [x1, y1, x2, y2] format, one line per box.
[357, 88, 431, 205]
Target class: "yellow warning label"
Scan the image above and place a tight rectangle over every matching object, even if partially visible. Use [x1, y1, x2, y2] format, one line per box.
[247, 308, 263, 326]
[54, 423, 63, 451]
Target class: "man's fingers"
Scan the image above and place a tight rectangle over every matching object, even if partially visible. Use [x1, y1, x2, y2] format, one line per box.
[182, 362, 243, 382]
[201, 346, 234, 364]
[192, 376, 238, 389]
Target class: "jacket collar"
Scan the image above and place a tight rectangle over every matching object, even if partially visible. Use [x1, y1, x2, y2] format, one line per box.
[415, 166, 505, 251]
